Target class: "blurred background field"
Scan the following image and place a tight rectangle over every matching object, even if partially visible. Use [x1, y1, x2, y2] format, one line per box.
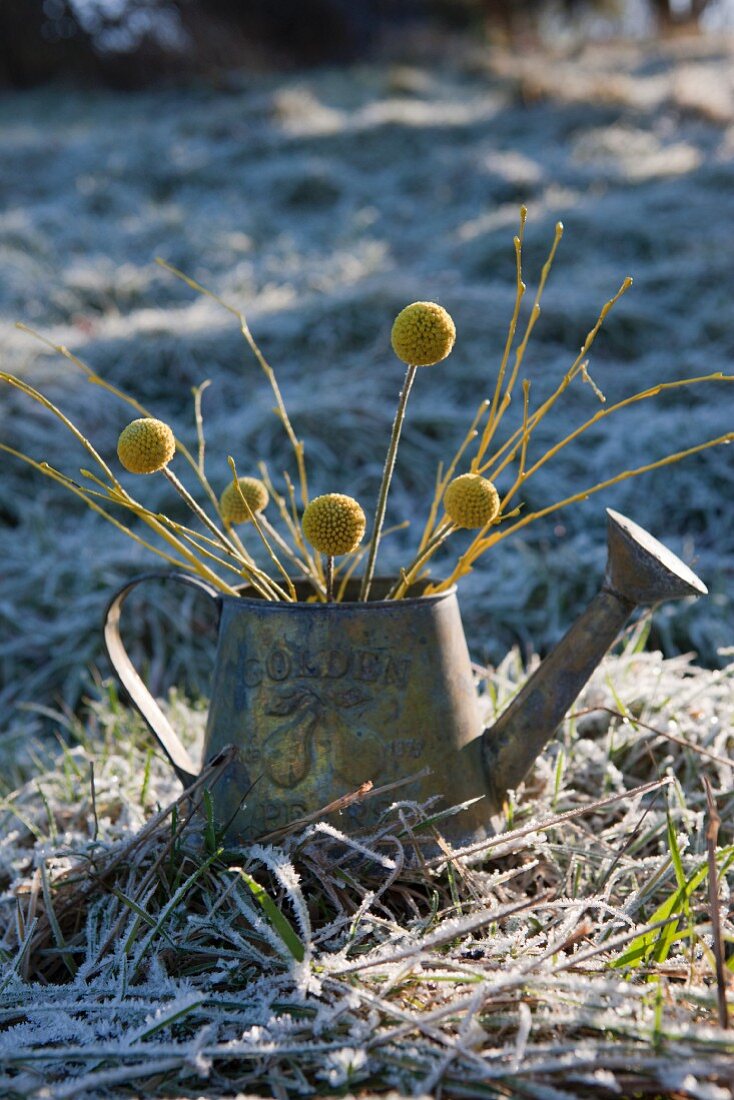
[1, 0, 733, 752]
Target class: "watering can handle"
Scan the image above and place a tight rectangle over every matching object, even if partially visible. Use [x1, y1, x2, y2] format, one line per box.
[103, 572, 221, 788]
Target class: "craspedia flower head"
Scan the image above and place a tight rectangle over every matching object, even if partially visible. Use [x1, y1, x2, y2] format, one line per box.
[117, 418, 175, 475]
[391, 301, 456, 367]
[219, 477, 269, 525]
[302, 493, 366, 556]
[444, 473, 500, 530]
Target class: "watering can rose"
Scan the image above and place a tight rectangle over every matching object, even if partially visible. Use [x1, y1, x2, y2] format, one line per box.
[117, 417, 175, 474]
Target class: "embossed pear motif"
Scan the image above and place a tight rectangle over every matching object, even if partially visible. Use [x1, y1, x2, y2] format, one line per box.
[259, 677, 385, 790]
[262, 692, 320, 788]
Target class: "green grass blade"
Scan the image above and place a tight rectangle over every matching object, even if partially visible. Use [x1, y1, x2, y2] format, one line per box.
[239, 870, 306, 962]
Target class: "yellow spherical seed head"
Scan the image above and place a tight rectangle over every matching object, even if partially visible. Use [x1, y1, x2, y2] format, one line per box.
[391, 301, 456, 367]
[444, 474, 500, 530]
[302, 493, 366, 556]
[117, 418, 175, 475]
[219, 477, 269, 525]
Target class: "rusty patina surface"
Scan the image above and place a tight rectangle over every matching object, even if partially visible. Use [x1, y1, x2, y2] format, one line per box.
[202, 577, 490, 842]
[104, 510, 708, 847]
[106, 575, 492, 842]
[482, 509, 707, 803]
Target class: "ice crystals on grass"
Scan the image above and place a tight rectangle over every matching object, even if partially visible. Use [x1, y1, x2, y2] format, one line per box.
[319, 1046, 368, 1088]
[301, 821, 397, 869]
[1, 647, 732, 1095]
[293, 957, 322, 997]
[247, 843, 313, 948]
[663, 1073, 732, 1100]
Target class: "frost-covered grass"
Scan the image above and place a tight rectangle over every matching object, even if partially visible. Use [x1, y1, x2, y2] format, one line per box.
[2, 35, 734, 740]
[1, 636, 732, 1099]
[1, 37, 733, 1096]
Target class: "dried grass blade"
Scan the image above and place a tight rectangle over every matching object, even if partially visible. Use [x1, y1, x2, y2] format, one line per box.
[703, 776, 730, 1029]
[426, 776, 674, 868]
[333, 892, 551, 974]
[129, 847, 224, 980]
[39, 862, 76, 978]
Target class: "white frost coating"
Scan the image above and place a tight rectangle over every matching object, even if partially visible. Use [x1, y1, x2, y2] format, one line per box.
[320, 1046, 368, 1087]
[2, 38, 734, 1085]
[228, 882, 296, 963]
[512, 1001, 533, 1070]
[660, 1074, 732, 1100]
[246, 844, 313, 949]
[303, 822, 397, 869]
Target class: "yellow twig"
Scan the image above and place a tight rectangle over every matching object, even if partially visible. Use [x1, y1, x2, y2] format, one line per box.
[227, 457, 295, 601]
[480, 206, 527, 453]
[1, 372, 122, 491]
[431, 431, 734, 592]
[419, 399, 489, 555]
[502, 372, 734, 510]
[499, 221, 563, 415]
[334, 521, 409, 602]
[387, 522, 454, 600]
[0, 446, 203, 579]
[14, 324, 224, 518]
[476, 274, 634, 480]
[156, 259, 309, 508]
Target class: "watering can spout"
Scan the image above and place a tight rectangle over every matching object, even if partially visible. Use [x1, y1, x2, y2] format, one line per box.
[481, 509, 707, 809]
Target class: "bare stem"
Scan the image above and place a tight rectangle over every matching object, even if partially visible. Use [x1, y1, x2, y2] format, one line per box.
[479, 207, 527, 457]
[260, 516, 325, 598]
[419, 399, 489, 555]
[259, 462, 317, 573]
[0, 375, 239, 593]
[227, 457, 296, 601]
[501, 371, 734, 510]
[482, 219, 564, 461]
[162, 467, 242, 562]
[475, 276, 634, 481]
[0, 447, 189, 575]
[431, 431, 734, 593]
[14, 325, 224, 518]
[156, 258, 309, 508]
[360, 363, 418, 602]
[1, 372, 122, 492]
[283, 469, 323, 581]
[335, 521, 408, 601]
[192, 380, 212, 475]
[387, 522, 454, 600]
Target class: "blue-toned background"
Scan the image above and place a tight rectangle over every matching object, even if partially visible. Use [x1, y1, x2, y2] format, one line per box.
[1, 2, 733, 743]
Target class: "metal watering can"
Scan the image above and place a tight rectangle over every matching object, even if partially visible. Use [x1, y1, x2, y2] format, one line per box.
[104, 509, 706, 845]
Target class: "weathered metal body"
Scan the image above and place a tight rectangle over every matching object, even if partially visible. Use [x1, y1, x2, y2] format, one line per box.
[104, 509, 707, 845]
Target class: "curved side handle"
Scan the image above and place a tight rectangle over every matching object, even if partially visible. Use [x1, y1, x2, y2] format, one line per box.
[103, 572, 221, 788]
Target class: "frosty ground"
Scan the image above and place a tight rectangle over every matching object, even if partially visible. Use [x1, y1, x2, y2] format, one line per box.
[1, 641, 733, 1098]
[2, 33, 734, 740]
[0, 32, 733, 1099]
